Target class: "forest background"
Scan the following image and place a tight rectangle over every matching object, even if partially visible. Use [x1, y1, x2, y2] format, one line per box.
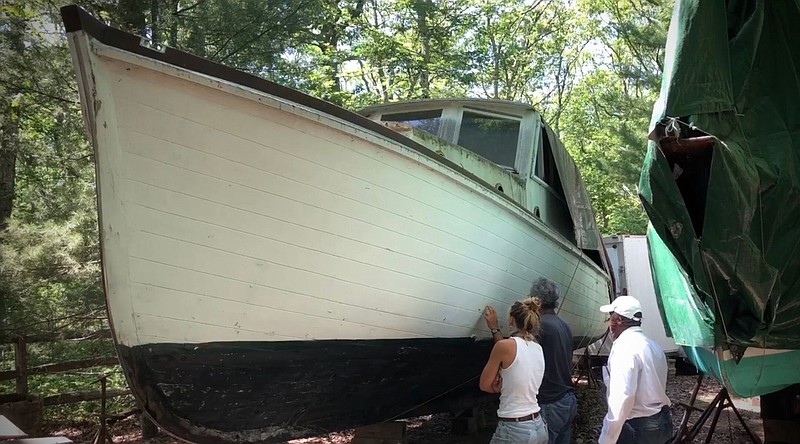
[0, 0, 671, 423]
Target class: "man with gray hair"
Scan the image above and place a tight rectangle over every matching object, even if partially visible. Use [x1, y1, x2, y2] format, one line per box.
[531, 277, 576, 444]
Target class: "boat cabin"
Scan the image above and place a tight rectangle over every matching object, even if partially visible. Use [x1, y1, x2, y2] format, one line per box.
[359, 99, 575, 244]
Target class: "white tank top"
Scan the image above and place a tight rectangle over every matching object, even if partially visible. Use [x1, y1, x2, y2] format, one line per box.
[497, 336, 545, 418]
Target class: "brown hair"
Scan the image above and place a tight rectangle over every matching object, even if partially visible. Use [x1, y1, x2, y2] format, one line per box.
[509, 297, 542, 341]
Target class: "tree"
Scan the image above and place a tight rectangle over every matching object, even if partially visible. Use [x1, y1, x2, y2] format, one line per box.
[467, 0, 578, 105]
[0, 2, 26, 231]
[343, 0, 476, 106]
[0, 1, 102, 339]
[545, 0, 672, 235]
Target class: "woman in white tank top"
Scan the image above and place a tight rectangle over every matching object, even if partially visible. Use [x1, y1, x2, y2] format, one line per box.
[480, 298, 548, 444]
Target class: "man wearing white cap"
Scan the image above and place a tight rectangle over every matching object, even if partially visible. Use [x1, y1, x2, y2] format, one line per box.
[597, 296, 672, 444]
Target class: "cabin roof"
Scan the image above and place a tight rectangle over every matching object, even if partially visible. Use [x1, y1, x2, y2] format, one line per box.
[358, 99, 536, 118]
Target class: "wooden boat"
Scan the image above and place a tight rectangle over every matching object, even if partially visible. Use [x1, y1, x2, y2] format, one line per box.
[640, 0, 800, 398]
[62, 5, 611, 443]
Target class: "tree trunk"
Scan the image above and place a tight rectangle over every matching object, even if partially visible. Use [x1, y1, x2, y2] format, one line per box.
[0, 12, 24, 230]
[0, 3, 27, 345]
[0, 106, 19, 230]
[169, 0, 179, 47]
[150, 0, 160, 44]
[487, 15, 500, 99]
[0, 100, 19, 343]
[0, 100, 19, 341]
[414, 0, 431, 98]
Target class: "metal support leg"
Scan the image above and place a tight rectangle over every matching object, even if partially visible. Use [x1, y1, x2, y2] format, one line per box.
[672, 374, 760, 444]
[673, 373, 705, 444]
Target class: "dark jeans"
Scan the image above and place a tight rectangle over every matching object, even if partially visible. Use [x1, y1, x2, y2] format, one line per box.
[617, 406, 673, 444]
[539, 391, 577, 444]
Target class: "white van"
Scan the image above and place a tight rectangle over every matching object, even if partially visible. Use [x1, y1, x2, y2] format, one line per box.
[575, 235, 680, 359]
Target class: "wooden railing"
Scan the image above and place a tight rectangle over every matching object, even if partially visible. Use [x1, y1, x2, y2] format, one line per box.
[0, 330, 131, 405]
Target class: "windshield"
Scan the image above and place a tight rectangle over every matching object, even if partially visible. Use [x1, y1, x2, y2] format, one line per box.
[380, 109, 442, 135]
[457, 111, 519, 168]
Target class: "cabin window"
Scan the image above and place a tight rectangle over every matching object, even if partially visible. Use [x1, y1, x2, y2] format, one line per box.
[381, 109, 442, 136]
[534, 127, 565, 197]
[457, 111, 519, 168]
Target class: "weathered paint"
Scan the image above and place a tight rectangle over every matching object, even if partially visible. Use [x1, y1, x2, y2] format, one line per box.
[119, 338, 496, 443]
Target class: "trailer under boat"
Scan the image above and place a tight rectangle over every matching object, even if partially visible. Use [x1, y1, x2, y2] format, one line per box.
[640, 0, 800, 400]
[62, 5, 611, 443]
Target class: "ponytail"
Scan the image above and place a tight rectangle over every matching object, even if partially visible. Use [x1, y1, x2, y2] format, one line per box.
[509, 297, 542, 341]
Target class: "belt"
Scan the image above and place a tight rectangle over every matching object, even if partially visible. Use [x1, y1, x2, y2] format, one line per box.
[498, 411, 540, 422]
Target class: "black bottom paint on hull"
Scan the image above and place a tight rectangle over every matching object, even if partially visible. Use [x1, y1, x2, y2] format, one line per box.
[118, 338, 497, 443]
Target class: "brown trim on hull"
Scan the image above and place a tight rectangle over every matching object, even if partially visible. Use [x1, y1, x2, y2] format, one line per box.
[658, 136, 716, 155]
[60, 5, 535, 227]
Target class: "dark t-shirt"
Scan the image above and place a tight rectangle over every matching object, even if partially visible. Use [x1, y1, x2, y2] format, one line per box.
[538, 312, 574, 404]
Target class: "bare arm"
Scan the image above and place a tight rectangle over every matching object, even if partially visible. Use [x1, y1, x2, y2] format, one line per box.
[480, 339, 512, 393]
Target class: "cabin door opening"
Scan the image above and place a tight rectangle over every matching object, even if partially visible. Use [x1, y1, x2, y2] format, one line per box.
[655, 120, 715, 237]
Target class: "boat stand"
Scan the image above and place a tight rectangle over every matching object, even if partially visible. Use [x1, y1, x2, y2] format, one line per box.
[572, 345, 604, 389]
[672, 374, 761, 444]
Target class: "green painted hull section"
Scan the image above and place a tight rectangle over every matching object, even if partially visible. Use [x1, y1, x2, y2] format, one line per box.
[649, 227, 800, 397]
[682, 346, 800, 398]
[646, 227, 713, 348]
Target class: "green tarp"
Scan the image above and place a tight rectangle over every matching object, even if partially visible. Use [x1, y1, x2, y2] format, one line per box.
[639, 0, 800, 350]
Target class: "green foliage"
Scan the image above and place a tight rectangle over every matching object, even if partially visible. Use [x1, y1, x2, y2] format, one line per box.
[469, 0, 575, 103]
[1, 0, 101, 340]
[556, 67, 652, 235]
[0, 0, 123, 423]
[545, 0, 673, 235]
[340, 0, 477, 105]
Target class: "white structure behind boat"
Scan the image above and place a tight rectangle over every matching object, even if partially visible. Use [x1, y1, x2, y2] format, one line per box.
[575, 235, 679, 358]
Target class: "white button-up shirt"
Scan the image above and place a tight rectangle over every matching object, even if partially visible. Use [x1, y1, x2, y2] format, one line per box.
[598, 326, 671, 444]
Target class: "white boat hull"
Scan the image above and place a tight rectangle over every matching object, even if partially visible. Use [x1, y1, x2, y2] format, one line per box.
[78, 38, 608, 350]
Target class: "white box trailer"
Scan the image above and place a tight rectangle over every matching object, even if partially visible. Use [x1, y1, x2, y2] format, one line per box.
[575, 234, 679, 358]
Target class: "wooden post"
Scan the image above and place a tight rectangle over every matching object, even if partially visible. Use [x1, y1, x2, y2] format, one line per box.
[91, 376, 113, 444]
[352, 422, 407, 444]
[14, 337, 27, 396]
[761, 384, 800, 444]
[140, 414, 159, 439]
[451, 407, 479, 436]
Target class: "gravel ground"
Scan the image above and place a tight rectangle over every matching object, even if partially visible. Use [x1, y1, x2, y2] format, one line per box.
[49, 362, 765, 443]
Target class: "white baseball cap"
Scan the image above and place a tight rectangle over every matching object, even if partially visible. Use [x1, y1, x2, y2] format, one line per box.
[600, 296, 642, 321]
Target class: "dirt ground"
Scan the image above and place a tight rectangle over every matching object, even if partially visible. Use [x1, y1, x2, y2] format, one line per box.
[49, 364, 765, 444]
